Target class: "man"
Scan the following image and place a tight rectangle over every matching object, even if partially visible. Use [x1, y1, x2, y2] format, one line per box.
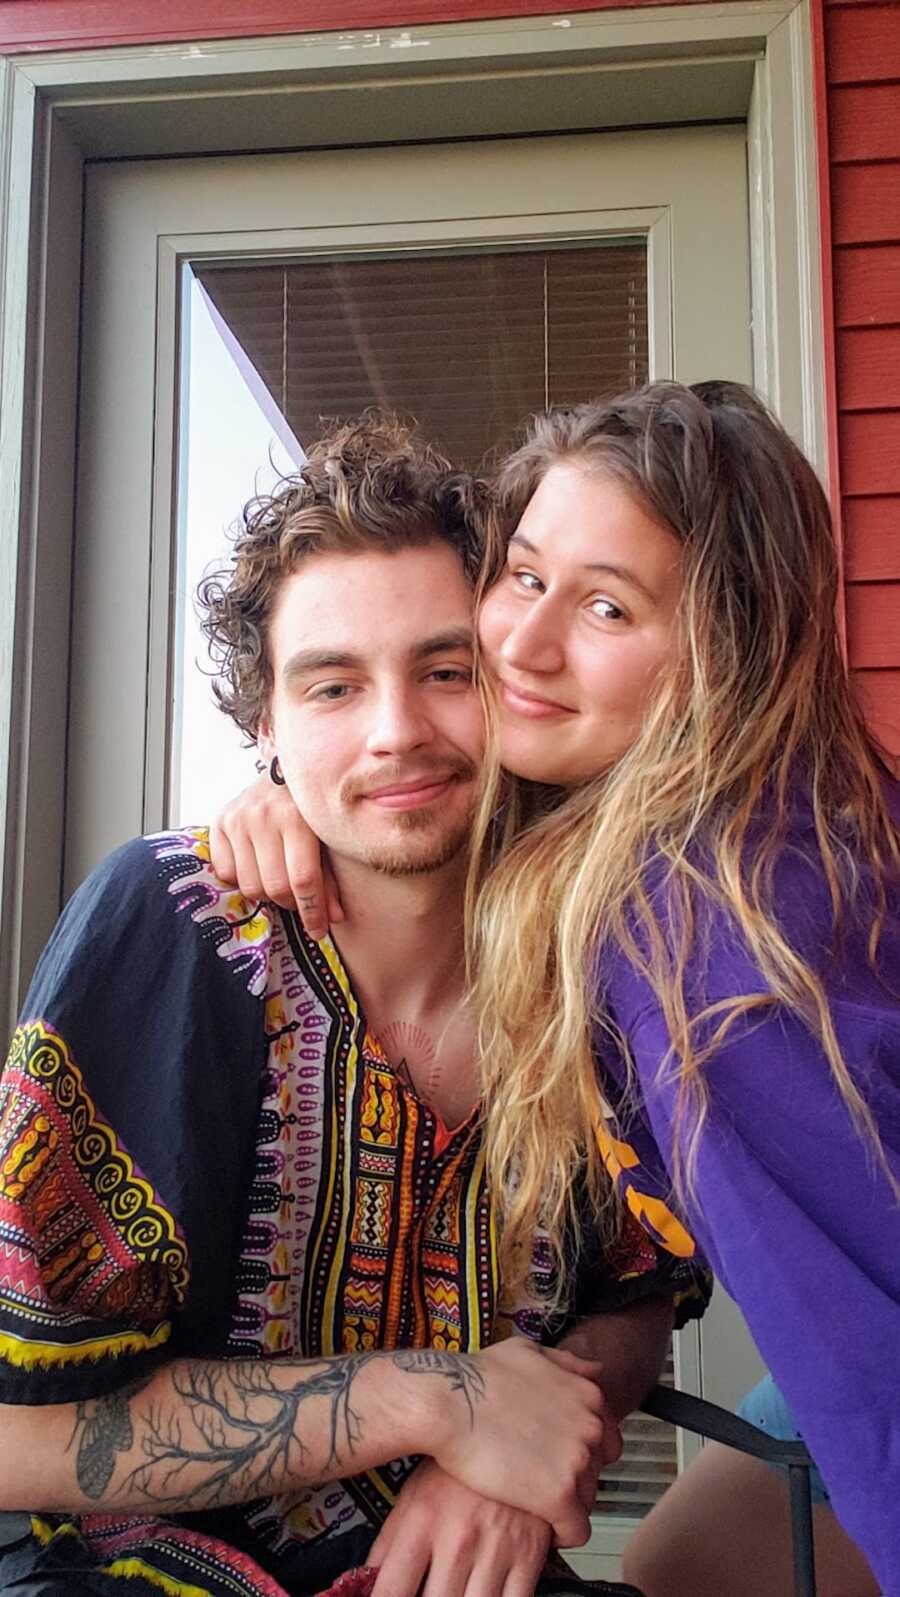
[0, 418, 703, 1597]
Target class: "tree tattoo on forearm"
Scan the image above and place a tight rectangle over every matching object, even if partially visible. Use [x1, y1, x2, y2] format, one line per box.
[390, 1349, 486, 1421]
[126, 1359, 372, 1508]
[68, 1349, 486, 1508]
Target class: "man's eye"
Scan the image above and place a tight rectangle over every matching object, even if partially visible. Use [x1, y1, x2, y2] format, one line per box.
[427, 667, 472, 685]
[310, 683, 352, 702]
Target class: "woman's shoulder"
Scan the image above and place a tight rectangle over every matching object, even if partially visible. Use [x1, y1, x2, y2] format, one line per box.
[598, 775, 900, 1017]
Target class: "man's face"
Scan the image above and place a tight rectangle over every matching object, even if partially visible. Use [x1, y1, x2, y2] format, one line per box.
[260, 543, 483, 877]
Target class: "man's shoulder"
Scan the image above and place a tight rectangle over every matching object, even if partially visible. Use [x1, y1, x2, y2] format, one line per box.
[87, 826, 256, 911]
[61, 828, 277, 1000]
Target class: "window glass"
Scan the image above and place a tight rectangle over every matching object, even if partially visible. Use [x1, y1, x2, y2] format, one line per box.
[173, 242, 647, 824]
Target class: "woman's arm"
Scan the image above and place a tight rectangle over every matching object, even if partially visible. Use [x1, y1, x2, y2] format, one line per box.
[605, 952, 900, 1596]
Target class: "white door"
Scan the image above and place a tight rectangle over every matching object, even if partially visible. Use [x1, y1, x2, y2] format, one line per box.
[71, 125, 751, 882]
[70, 125, 761, 1575]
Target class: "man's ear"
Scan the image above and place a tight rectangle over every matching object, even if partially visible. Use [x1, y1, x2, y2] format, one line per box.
[257, 717, 276, 766]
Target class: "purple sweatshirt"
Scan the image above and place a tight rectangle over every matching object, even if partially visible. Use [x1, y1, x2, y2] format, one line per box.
[596, 785, 900, 1593]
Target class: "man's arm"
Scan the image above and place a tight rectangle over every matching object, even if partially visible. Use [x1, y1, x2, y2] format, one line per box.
[0, 1341, 608, 1548]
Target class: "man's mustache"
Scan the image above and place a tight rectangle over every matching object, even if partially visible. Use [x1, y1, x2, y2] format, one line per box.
[341, 753, 478, 804]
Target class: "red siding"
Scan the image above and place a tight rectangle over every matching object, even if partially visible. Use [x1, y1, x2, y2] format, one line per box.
[833, 244, 900, 328]
[846, 584, 900, 669]
[844, 497, 900, 581]
[837, 327, 900, 411]
[825, 0, 900, 758]
[855, 672, 900, 757]
[825, 3, 900, 84]
[829, 83, 900, 162]
[832, 165, 900, 247]
[0, 0, 727, 52]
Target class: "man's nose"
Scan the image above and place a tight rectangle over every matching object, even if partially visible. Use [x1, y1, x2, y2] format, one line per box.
[500, 595, 566, 675]
[365, 686, 435, 756]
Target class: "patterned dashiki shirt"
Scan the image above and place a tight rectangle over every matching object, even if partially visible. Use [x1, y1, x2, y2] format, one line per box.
[0, 830, 706, 1597]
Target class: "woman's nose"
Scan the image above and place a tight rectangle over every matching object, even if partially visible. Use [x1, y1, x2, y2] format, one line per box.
[500, 596, 566, 675]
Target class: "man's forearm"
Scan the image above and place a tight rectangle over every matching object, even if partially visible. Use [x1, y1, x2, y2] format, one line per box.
[559, 1297, 675, 1421]
[0, 1349, 483, 1516]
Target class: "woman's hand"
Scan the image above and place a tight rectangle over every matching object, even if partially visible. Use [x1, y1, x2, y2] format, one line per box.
[209, 773, 344, 939]
[371, 1459, 552, 1597]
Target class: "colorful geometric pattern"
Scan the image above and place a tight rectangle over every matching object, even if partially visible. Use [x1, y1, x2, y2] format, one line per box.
[234, 914, 495, 1553]
[151, 829, 272, 998]
[0, 1020, 186, 1369]
[32, 1512, 289, 1597]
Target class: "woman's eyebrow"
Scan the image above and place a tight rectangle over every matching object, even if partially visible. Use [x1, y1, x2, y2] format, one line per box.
[580, 562, 657, 603]
[508, 533, 657, 603]
[508, 532, 538, 555]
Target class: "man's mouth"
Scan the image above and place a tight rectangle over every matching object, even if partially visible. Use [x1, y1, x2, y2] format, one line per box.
[359, 772, 463, 811]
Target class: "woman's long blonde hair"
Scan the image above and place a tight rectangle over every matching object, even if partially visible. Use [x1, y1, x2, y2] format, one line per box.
[469, 381, 900, 1298]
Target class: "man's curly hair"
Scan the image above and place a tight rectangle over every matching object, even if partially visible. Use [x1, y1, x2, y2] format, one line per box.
[197, 414, 486, 742]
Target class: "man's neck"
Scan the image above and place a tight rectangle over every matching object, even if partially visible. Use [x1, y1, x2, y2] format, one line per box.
[326, 853, 468, 1020]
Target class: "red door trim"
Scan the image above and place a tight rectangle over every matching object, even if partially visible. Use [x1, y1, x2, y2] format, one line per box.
[0, 0, 742, 54]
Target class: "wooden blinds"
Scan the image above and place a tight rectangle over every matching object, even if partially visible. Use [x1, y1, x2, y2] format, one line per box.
[195, 243, 648, 469]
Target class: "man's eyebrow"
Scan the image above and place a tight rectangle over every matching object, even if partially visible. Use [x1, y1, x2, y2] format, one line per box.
[413, 626, 474, 660]
[508, 533, 658, 603]
[282, 648, 361, 680]
[281, 628, 474, 681]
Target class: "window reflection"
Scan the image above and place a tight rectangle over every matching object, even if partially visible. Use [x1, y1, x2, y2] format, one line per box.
[172, 272, 301, 826]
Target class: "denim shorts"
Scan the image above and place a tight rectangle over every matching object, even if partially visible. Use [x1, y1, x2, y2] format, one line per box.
[738, 1373, 830, 1506]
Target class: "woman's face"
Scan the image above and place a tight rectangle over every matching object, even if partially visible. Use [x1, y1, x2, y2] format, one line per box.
[478, 462, 683, 785]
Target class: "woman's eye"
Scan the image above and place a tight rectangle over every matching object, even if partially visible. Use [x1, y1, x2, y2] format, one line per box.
[511, 568, 543, 593]
[590, 597, 626, 622]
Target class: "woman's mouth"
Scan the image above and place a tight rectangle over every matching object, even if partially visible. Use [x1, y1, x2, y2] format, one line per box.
[498, 680, 575, 719]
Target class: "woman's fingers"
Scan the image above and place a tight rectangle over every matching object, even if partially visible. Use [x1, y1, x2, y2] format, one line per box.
[251, 826, 304, 909]
[208, 774, 334, 931]
[226, 824, 267, 903]
[283, 826, 330, 938]
[208, 818, 238, 887]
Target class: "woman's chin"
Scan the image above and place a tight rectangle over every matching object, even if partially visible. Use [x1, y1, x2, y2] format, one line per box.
[497, 724, 613, 788]
[497, 728, 576, 786]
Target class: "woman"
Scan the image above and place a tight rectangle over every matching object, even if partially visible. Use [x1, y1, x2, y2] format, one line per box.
[212, 382, 900, 1595]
